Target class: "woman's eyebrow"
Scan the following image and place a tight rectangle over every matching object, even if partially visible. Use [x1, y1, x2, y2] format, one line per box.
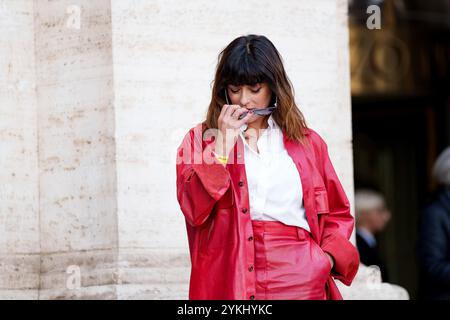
[228, 84, 261, 89]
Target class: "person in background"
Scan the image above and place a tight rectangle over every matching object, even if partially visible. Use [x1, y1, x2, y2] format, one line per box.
[418, 147, 450, 300]
[355, 189, 391, 282]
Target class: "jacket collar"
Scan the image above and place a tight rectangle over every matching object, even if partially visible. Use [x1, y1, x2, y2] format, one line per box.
[281, 128, 319, 242]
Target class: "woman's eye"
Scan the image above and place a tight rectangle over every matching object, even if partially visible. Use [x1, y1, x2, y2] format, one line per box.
[230, 88, 239, 94]
[251, 88, 261, 93]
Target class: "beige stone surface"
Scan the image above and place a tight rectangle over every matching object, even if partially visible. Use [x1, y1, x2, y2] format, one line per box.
[338, 264, 410, 300]
[0, 0, 40, 299]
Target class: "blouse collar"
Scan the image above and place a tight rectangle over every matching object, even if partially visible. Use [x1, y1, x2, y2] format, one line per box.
[267, 114, 277, 130]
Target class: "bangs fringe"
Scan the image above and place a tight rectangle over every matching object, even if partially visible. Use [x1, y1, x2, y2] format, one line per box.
[221, 52, 272, 87]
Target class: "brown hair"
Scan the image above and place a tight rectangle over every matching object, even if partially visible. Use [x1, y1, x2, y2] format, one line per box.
[204, 34, 309, 143]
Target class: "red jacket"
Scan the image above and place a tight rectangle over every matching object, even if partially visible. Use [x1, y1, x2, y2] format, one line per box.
[176, 123, 360, 300]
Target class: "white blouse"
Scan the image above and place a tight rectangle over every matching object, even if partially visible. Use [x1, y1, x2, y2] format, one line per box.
[239, 115, 311, 232]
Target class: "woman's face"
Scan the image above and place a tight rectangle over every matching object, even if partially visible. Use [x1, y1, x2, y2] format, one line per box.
[226, 82, 272, 123]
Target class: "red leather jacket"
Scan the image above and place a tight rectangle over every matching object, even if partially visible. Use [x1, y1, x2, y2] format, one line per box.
[176, 123, 360, 300]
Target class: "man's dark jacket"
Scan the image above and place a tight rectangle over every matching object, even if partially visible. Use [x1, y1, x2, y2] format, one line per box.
[417, 188, 450, 300]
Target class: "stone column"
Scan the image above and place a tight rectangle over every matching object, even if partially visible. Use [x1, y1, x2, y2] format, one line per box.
[34, 0, 118, 299]
[0, 0, 40, 300]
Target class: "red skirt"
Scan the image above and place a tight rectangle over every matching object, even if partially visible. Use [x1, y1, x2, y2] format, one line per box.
[251, 220, 332, 300]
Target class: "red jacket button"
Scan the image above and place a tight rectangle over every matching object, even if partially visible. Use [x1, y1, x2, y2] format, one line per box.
[242, 208, 248, 213]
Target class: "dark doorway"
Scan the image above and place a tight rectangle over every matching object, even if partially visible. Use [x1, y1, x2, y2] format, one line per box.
[349, 0, 450, 299]
[352, 97, 439, 299]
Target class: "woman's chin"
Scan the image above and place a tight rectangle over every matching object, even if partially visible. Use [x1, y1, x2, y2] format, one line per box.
[246, 115, 259, 123]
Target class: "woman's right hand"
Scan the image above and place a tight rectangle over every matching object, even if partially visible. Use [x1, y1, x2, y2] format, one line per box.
[215, 104, 253, 157]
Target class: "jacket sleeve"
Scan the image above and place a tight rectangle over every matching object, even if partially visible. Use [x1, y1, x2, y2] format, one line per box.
[176, 127, 232, 227]
[417, 203, 450, 286]
[313, 133, 360, 286]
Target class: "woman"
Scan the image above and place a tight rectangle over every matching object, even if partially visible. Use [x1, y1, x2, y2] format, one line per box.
[176, 34, 360, 300]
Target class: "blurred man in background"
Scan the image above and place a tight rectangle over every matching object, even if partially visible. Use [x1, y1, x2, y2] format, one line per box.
[418, 147, 450, 300]
[355, 189, 392, 282]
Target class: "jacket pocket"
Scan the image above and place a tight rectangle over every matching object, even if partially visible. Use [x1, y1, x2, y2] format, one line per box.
[314, 188, 330, 214]
[310, 236, 333, 281]
[205, 208, 235, 251]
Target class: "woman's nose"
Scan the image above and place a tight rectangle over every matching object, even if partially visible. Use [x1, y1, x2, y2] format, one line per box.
[239, 91, 251, 106]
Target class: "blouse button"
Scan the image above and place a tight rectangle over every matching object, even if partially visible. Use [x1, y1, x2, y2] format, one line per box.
[248, 236, 253, 241]
[250, 295, 255, 300]
[248, 266, 254, 272]
[242, 208, 248, 214]
[238, 181, 244, 187]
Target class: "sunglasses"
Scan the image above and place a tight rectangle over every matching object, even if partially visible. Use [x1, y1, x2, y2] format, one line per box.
[224, 88, 278, 120]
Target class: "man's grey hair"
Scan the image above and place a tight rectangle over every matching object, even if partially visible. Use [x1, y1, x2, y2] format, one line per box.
[433, 146, 450, 187]
[354, 189, 385, 220]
